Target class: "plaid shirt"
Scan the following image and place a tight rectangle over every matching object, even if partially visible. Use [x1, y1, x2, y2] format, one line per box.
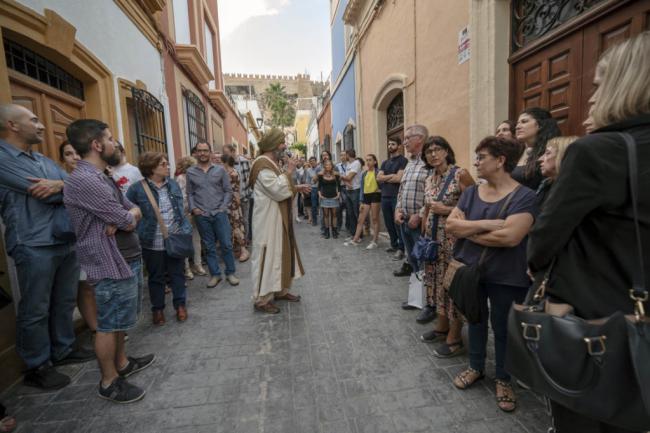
[235, 156, 252, 200]
[149, 180, 177, 251]
[63, 160, 136, 283]
[396, 155, 430, 217]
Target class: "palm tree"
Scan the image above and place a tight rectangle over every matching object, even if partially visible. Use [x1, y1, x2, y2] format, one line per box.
[263, 83, 296, 128]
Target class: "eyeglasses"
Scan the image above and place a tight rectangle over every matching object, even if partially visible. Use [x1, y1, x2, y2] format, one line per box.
[404, 134, 423, 141]
[159, 161, 169, 167]
[425, 147, 445, 155]
[475, 153, 490, 161]
[196, 149, 210, 153]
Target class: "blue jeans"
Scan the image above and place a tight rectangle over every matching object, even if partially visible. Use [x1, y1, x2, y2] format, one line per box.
[13, 244, 78, 369]
[345, 188, 360, 236]
[94, 268, 139, 333]
[310, 187, 319, 225]
[468, 282, 527, 380]
[142, 249, 186, 311]
[399, 224, 421, 272]
[128, 258, 144, 316]
[381, 196, 403, 251]
[194, 212, 236, 277]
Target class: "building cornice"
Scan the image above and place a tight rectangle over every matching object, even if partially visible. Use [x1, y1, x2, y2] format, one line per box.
[343, 0, 367, 24]
[113, 0, 162, 51]
[176, 44, 214, 86]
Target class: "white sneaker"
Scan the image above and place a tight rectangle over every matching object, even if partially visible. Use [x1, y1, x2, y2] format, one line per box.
[366, 241, 378, 250]
[344, 239, 361, 246]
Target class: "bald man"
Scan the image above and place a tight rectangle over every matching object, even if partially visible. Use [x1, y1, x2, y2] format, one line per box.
[0, 104, 94, 390]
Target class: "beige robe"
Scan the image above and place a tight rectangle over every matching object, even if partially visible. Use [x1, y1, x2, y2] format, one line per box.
[249, 156, 304, 301]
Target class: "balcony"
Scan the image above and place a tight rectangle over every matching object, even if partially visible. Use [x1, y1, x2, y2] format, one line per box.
[175, 44, 214, 86]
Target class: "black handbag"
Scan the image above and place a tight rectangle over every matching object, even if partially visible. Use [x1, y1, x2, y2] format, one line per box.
[447, 186, 520, 324]
[505, 132, 650, 431]
[141, 180, 194, 259]
[412, 167, 458, 263]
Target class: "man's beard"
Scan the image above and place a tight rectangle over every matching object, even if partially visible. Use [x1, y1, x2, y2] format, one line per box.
[273, 149, 286, 160]
[101, 146, 121, 166]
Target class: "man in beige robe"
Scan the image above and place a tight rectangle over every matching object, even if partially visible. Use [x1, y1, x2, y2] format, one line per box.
[248, 128, 310, 314]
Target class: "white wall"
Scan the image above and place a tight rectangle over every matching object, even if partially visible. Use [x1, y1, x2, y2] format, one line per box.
[19, 0, 168, 149]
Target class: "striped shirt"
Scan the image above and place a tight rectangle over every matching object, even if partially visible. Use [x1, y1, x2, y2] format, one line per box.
[64, 160, 136, 283]
[149, 180, 177, 251]
[396, 155, 430, 217]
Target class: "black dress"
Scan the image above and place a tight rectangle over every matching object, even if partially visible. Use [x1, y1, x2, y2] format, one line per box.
[511, 165, 544, 190]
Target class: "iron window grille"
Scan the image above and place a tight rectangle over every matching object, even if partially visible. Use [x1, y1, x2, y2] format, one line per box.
[4, 38, 84, 100]
[183, 89, 207, 153]
[343, 124, 355, 151]
[386, 93, 404, 135]
[131, 87, 168, 156]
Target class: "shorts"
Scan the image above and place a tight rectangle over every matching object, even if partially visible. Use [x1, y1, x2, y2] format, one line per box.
[320, 197, 339, 208]
[363, 192, 381, 205]
[94, 264, 139, 333]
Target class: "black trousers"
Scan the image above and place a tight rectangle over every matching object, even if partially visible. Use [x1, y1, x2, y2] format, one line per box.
[550, 401, 642, 433]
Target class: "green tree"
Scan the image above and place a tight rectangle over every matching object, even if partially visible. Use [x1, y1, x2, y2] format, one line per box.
[263, 83, 296, 128]
[290, 143, 306, 156]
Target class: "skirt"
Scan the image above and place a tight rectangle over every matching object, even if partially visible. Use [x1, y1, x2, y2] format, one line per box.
[320, 197, 339, 208]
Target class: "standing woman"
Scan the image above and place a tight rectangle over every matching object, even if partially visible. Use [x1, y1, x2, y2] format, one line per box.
[446, 136, 537, 413]
[126, 152, 192, 325]
[175, 155, 206, 278]
[513, 107, 561, 190]
[528, 32, 650, 433]
[418, 136, 475, 346]
[495, 120, 516, 139]
[58, 141, 97, 333]
[344, 154, 380, 249]
[317, 159, 340, 239]
[536, 136, 578, 208]
[222, 155, 250, 262]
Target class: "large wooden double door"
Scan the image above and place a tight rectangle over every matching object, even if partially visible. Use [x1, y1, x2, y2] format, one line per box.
[511, 0, 650, 135]
[9, 71, 85, 161]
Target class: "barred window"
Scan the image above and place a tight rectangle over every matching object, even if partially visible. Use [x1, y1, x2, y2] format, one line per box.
[4, 38, 84, 100]
[183, 89, 207, 153]
[131, 87, 167, 156]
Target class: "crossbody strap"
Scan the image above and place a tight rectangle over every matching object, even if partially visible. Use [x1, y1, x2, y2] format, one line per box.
[619, 133, 647, 318]
[141, 180, 169, 239]
[478, 185, 522, 265]
[430, 167, 458, 240]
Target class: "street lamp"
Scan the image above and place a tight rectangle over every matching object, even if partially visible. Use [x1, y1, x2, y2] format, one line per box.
[256, 118, 263, 129]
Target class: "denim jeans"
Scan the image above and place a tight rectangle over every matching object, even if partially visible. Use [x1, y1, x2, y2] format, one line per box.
[468, 282, 527, 380]
[345, 188, 360, 236]
[12, 244, 79, 369]
[310, 187, 319, 224]
[142, 249, 186, 311]
[381, 196, 403, 251]
[128, 258, 144, 316]
[399, 224, 421, 272]
[194, 212, 236, 277]
[94, 269, 138, 333]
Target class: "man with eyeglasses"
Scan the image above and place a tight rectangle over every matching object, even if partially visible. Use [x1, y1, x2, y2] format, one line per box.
[393, 126, 430, 310]
[186, 141, 240, 288]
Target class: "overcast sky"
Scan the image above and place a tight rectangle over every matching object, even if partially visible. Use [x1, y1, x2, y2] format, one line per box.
[218, 0, 332, 80]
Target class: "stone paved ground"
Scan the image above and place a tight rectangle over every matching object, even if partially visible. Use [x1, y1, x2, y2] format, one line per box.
[3, 223, 551, 433]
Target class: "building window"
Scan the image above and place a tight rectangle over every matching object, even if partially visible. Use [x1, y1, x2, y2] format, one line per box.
[323, 134, 331, 152]
[172, 0, 191, 44]
[183, 89, 207, 153]
[343, 124, 355, 151]
[204, 22, 216, 89]
[4, 39, 84, 100]
[386, 92, 404, 143]
[131, 87, 168, 156]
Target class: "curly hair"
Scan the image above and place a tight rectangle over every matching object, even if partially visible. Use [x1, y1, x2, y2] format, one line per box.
[520, 107, 561, 178]
[475, 136, 524, 174]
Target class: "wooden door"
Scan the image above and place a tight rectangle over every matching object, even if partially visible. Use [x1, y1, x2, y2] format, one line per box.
[9, 72, 85, 161]
[511, 31, 583, 135]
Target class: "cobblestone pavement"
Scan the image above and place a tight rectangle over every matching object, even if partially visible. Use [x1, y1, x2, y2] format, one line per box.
[3, 222, 551, 433]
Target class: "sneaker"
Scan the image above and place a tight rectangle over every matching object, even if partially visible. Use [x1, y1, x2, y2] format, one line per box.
[118, 354, 155, 378]
[207, 276, 222, 288]
[53, 347, 96, 366]
[191, 264, 207, 276]
[184, 267, 194, 280]
[24, 363, 70, 390]
[226, 274, 240, 286]
[98, 376, 145, 404]
[366, 241, 378, 250]
[344, 239, 361, 246]
[392, 250, 405, 261]
[344, 236, 353, 242]
[385, 247, 397, 253]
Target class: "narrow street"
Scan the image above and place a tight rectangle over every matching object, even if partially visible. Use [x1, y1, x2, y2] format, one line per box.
[7, 223, 550, 433]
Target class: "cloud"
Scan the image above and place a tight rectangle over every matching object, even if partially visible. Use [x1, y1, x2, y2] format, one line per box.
[218, 0, 291, 38]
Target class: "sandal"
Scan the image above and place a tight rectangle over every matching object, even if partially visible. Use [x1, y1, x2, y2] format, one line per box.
[434, 340, 466, 358]
[254, 302, 280, 314]
[495, 379, 517, 412]
[453, 367, 485, 390]
[420, 329, 448, 343]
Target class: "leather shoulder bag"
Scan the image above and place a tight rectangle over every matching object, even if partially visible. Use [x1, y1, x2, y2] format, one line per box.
[141, 180, 194, 259]
[445, 185, 520, 324]
[412, 167, 458, 263]
[505, 132, 650, 431]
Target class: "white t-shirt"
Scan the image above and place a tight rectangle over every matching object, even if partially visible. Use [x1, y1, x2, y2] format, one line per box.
[347, 159, 362, 190]
[112, 163, 144, 194]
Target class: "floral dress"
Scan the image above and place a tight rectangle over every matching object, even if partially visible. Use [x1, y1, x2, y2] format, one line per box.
[423, 165, 466, 321]
[226, 167, 247, 249]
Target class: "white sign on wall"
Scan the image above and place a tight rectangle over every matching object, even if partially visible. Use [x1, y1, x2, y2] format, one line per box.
[458, 26, 470, 64]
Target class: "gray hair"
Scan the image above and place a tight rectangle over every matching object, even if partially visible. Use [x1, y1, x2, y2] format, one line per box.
[406, 124, 429, 140]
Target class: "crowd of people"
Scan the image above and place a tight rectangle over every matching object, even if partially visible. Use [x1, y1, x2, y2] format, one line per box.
[0, 30, 647, 433]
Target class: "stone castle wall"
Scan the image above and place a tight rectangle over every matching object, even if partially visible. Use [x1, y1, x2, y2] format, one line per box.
[224, 73, 325, 98]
